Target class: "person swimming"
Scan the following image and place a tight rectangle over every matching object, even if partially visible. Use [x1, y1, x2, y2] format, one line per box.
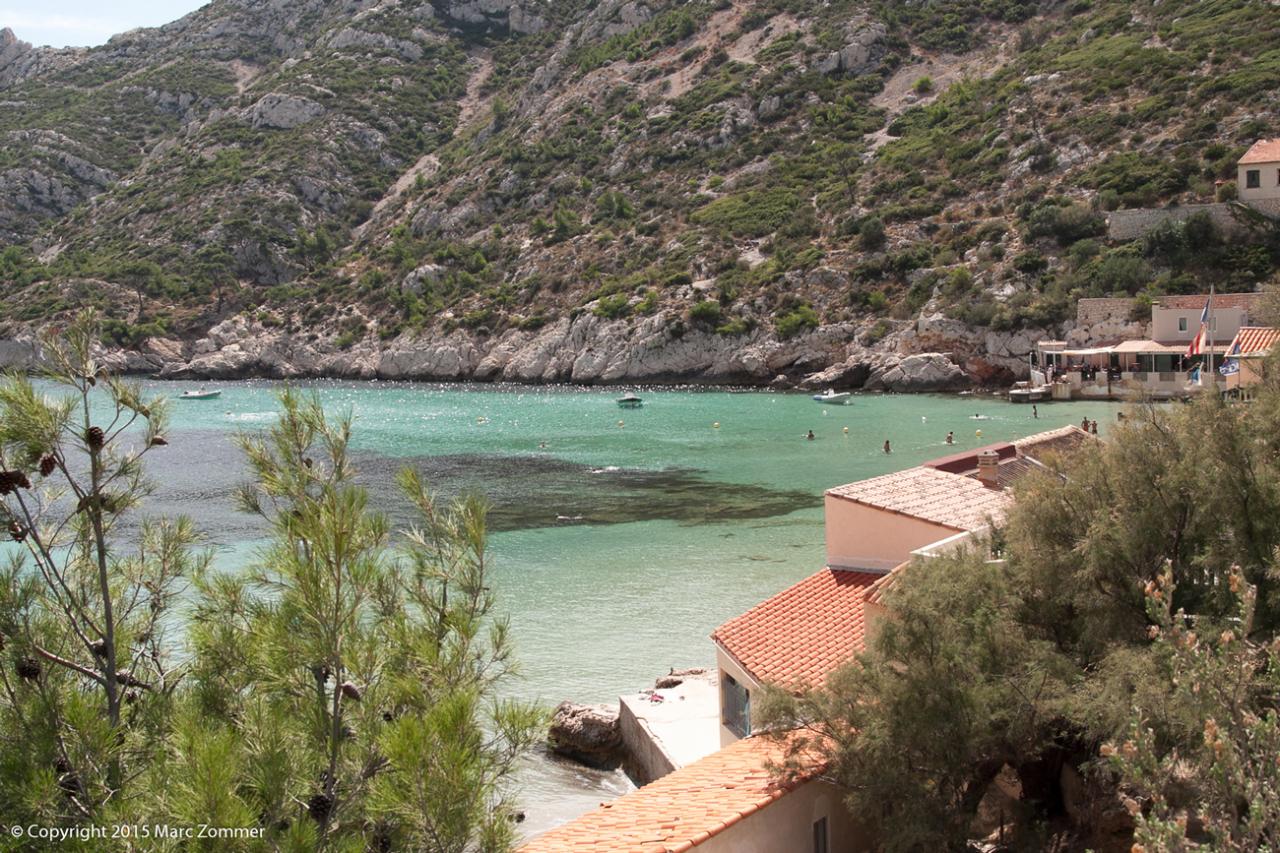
[806, 430, 816, 440]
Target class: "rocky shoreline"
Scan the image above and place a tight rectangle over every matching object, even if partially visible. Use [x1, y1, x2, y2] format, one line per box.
[0, 309, 1069, 393]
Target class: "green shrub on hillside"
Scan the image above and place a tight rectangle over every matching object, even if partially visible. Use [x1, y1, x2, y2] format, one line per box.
[775, 303, 819, 338]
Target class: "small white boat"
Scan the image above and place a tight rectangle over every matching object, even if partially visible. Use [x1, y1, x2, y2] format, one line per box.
[180, 389, 221, 400]
[811, 390, 852, 405]
[616, 393, 643, 409]
[1007, 382, 1049, 403]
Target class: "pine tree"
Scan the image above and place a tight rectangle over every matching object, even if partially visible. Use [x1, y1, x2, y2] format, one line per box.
[0, 311, 204, 822]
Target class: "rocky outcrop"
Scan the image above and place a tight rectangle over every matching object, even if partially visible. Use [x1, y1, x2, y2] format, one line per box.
[814, 20, 886, 75]
[0, 307, 1079, 389]
[547, 701, 622, 769]
[247, 93, 326, 129]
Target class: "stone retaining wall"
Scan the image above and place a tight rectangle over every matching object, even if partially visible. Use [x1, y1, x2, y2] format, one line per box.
[1107, 199, 1280, 241]
[1075, 297, 1137, 327]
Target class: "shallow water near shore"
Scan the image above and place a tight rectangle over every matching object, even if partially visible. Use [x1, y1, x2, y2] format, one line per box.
[42, 380, 1123, 835]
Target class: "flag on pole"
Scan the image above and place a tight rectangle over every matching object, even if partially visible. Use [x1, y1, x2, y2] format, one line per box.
[1220, 338, 1242, 375]
[1185, 295, 1211, 358]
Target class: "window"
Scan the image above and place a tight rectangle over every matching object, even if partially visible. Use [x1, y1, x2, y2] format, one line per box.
[721, 673, 750, 737]
[1276, 168, 1280, 186]
[1178, 317, 1188, 332]
[1246, 169, 1261, 189]
[813, 817, 829, 853]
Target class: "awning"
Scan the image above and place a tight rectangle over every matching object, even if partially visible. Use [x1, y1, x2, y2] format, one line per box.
[1051, 346, 1114, 357]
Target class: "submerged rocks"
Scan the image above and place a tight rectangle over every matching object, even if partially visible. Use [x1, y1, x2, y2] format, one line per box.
[548, 701, 623, 769]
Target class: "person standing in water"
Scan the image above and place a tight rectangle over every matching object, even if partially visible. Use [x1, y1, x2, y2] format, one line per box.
[883, 440, 891, 454]
[1032, 404, 1038, 419]
[946, 431, 954, 445]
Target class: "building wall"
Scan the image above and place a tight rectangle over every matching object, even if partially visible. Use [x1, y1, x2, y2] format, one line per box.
[1151, 305, 1247, 344]
[1239, 160, 1280, 202]
[696, 779, 867, 853]
[715, 647, 763, 747]
[824, 496, 960, 572]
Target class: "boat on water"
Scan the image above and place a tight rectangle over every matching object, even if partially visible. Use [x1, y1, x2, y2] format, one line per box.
[811, 389, 852, 405]
[179, 389, 221, 400]
[1007, 382, 1049, 404]
[616, 393, 644, 409]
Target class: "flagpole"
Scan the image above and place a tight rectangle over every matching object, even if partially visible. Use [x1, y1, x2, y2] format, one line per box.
[1208, 284, 1215, 392]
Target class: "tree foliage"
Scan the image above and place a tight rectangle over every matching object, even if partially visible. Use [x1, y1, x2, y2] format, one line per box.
[0, 313, 539, 850]
[763, 384, 1280, 850]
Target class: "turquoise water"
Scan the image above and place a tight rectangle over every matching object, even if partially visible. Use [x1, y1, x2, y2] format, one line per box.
[43, 380, 1122, 832]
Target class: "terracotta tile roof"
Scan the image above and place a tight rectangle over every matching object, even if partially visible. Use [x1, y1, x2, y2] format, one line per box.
[863, 566, 904, 607]
[1227, 326, 1280, 356]
[1012, 425, 1094, 462]
[1240, 139, 1280, 165]
[520, 735, 818, 853]
[826, 466, 1012, 531]
[968, 455, 1044, 489]
[710, 567, 881, 690]
[1156, 292, 1260, 312]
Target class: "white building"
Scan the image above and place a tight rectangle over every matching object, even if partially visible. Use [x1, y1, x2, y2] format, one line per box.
[1239, 139, 1280, 202]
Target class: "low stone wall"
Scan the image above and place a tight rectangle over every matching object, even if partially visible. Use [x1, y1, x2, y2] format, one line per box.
[1075, 297, 1136, 327]
[1107, 199, 1280, 241]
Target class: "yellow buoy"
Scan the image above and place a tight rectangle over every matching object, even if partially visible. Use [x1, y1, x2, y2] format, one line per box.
[975, 429, 983, 438]
[712, 422, 721, 429]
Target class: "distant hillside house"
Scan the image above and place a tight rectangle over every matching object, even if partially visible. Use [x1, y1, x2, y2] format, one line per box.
[1239, 139, 1280, 202]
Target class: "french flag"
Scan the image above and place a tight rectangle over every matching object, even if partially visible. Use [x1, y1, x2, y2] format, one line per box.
[1185, 296, 1211, 357]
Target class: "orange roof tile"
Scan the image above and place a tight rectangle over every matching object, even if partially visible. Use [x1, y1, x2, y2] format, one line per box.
[1156, 292, 1260, 312]
[711, 567, 881, 690]
[520, 736, 818, 853]
[1240, 139, 1280, 165]
[1012, 425, 1094, 463]
[1227, 326, 1280, 356]
[826, 466, 1012, 531]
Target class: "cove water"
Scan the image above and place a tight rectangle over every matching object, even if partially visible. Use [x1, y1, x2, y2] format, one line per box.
[59, 381, 1122, 834]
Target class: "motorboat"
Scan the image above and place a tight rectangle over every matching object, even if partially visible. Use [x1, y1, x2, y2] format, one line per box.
[1007, 382, 1049, 403]
[616, 393, 644, 409]
[179, 389, 221, 400]
[811, 389, 852, 405]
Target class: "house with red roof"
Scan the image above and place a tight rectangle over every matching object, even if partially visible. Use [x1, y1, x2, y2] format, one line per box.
[522, 427, 1092, 853]
[1239, 139, 1280, 203]
[521, 734, 865, 853]
[1223, 325, 1280, 396]
[710, 426, 1089, 746]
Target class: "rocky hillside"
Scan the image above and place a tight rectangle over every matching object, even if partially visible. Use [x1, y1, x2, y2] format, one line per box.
[0, 0, 1278, 386]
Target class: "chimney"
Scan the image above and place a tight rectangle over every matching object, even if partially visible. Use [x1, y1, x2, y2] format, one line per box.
[976, 450, 1001, 488]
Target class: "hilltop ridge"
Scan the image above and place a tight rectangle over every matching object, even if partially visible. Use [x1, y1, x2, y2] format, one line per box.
[0, 0, 1277, 385]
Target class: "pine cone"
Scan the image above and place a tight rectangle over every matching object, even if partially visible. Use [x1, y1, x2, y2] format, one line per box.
[85, 426, 104, 450]
[12, 472, 29, 490]
[89, 639, 107, 658]
[9, 521, 26, 542]
[15, 656, 41, 681]
[0, 471, 16, 495]
[39, 455, 56, 478]
[307, 792, 333, 823]
[149, 436, 168, 447]
[340, 681, 362, 701]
